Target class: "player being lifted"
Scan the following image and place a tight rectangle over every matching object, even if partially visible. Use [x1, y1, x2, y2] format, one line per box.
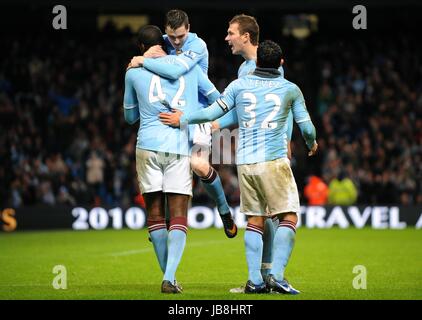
[159, 40, 318, 294]
[123, 25, 220, 293]
[130, 9, 237, 239]
[214, 14, 294, 286]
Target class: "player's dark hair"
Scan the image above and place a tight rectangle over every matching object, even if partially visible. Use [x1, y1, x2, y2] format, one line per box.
[165, 9, 189, 30]
[256, 40, 283, 69]
[137, 25, 165, 54]
[229, 14, 259, 45]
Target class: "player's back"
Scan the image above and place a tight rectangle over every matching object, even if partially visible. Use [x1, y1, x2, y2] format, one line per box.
[127, 57, 203, 155]
[232, 74, 297, 164]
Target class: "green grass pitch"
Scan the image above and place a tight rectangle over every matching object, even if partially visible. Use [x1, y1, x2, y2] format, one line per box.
[0, 228, 421, 300]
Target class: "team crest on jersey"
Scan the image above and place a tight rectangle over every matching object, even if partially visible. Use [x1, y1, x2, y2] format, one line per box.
[183, 50, 197, 60]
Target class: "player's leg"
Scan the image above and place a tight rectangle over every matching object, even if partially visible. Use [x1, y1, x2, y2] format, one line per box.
[135, 149, 168, 274]
[270, 212, 297, 280]
[244, 215, 267, 292]
[144, 191, 167, 274]
[263, 158, 300, 294]
[161, 192, 189, 293]
[237, 163, 269, 294]
[262, 141, 292, 277]
[267, 212, 299, 294]
[261, 217, 276, 279]
[191, 134, 237, 238]
[262, 140, 291, 279]
[160, 153, 192, 293]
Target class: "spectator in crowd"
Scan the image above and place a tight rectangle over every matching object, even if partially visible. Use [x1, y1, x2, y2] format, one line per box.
[304, 175, 329, 205]
[86, 151, 105, 203]
[328, 172, 358, 206]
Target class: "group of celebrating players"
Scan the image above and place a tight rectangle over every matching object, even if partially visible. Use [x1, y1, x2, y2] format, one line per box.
[124, 9, 317, 294]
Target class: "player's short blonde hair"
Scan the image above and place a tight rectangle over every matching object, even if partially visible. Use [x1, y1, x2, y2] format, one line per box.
[229, 14, 259, 45]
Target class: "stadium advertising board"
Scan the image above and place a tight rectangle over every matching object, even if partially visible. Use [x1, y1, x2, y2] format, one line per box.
[1, 205, 421, 232]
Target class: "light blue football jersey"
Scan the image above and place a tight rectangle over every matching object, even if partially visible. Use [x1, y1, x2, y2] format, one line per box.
[124, 56, 217, 156]
[218, 59, 293, 140]
[217, 72, 310, 165]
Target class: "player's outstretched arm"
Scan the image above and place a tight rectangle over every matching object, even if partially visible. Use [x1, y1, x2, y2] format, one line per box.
[211, 80, 239, 129]
[215, 109, 238, 129]
[160, 79, 238, 127]
[183, 100, 227, 125]
[159, 100, 227, 128]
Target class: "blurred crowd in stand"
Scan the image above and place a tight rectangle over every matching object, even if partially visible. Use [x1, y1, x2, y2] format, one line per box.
[1, 27, 420, 208]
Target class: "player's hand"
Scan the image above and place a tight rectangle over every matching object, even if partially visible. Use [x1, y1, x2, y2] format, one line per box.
[211, 121, 220, 132]
[126, 62, 133, 71]
[308, 141, 318, 156]
[130, 56, 144, 67]
[159, 109, 183, 127]
[144, 45, 166, 58]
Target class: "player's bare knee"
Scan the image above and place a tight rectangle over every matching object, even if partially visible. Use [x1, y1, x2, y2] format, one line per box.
[191, 156, 210, 177]
[278, 212, 298, 224]
[247, 216, 266, 229]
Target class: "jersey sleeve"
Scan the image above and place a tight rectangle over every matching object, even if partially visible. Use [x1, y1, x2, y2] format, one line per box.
[216, 109, 238, 128]
[215, 80, 238, 112]
[291, 84, 316, 149]
[213, 79, 242, 128]
[181, 100, 226, 125]
[143, 56, 190, 80]
[180, 79, 238, 125]
[196, 66, 220, 104]
[143, 40, 207, 80]
[123, 70, 140, 124]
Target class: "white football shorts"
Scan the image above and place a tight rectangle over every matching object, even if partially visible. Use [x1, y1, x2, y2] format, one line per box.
[237, 157, 300, 216]
[136, 148, 192, 196]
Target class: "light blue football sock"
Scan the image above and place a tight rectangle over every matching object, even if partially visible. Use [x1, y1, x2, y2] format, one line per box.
[201, 169, 231, 215]
[245, 225, 264, 285]
[163, 229, 187, 283]
[149, 228, 168, 274]
[261, 218, 275, 278]
[271, 223, 296, 281]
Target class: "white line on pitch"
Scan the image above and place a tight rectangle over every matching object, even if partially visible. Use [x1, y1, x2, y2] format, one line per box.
[109, 239, 230, 257]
